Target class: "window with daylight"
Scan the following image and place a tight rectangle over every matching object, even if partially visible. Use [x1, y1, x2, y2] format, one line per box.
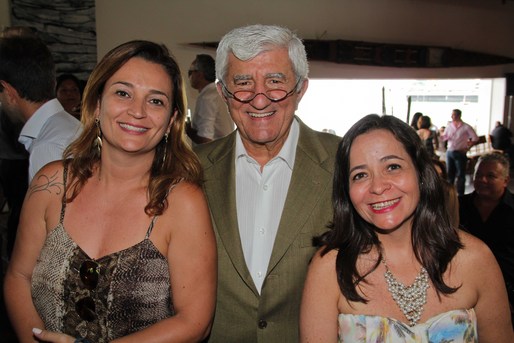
[296, 78, 507, 137]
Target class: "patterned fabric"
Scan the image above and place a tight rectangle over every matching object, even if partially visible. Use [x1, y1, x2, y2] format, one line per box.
[31, 167, 174, 342]
[338, 309, 477, 343]
[32, 225, 173, 342]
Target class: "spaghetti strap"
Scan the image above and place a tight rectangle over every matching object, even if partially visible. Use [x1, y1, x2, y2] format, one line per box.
[145, 216, 158, 239]
[59, 164, 68, 225]
[144, 179, 183, 239]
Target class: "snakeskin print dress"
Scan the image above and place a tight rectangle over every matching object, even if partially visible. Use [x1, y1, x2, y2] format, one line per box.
[31, 167, 174, 342]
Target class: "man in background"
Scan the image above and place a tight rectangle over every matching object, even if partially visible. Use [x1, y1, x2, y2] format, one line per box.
[195, 24, 340, 342]
[459, 152, 514, 327]
[0, 35, 81, 183]
[439, 108, 479, 196]
[490, 120, 512, 155]
[187, 54, 234, 144]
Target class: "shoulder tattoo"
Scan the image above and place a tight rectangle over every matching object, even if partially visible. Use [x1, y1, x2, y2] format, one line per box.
[29, 170, 64, 197]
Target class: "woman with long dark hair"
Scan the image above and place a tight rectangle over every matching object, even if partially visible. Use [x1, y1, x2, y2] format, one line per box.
[300, 114, 513, 342]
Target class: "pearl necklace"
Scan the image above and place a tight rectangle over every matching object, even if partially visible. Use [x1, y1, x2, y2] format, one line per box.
[382, 260, 429, 326]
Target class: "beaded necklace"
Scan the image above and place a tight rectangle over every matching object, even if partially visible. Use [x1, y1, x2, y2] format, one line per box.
[382, 260, 429, 326]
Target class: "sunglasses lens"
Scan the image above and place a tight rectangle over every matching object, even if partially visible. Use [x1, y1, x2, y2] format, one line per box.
[76, 260, 100, 321]
[79, 260, 99, 290]
[76, 296, 96, 321]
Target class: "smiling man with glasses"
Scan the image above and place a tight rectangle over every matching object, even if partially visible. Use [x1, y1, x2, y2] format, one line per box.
[194, 24, 341, 343]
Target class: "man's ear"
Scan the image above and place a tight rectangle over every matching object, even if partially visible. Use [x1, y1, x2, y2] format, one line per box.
[216, 82, 229, 104]
[294, 78, 309, 107]
[0, 80, 20, 104]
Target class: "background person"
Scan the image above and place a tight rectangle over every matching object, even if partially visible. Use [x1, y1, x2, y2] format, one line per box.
[0, 35, 82, 182]
[410, 111, 423, 130]
[439, 109, 479, 196]
[56, 73, 83, 119]
[459, 152, 514, 327]
[194, 24, 340, 342]
[437, 125, 448, 153]
[417, 115, 438, 158]
[490, 121, 512, 152]
[4, 40, 216, 343]
[490, 121, 513, 166]
[186, 54, 234, 144]
[300, 114, 513, 342]
[432, 157, 459, 229]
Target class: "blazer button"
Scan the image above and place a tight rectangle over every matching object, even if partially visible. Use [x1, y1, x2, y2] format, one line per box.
[258, 319, 267, 329]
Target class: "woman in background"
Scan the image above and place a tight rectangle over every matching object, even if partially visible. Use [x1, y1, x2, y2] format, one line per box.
[5, 40, 216, 343]
[410, 112, 423, 130]
[432, 157, 459, 229]
[56, 73, 83, 119]
[417, 115, 438, 158]
[300, 114, 512, 342]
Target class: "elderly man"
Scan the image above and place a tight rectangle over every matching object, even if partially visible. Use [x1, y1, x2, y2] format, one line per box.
[194, 24, 340, 342]
[459, 152, 514, 326]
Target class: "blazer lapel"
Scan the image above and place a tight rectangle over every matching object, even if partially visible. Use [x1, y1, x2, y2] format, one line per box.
[267, 120, 332, 272]
[202, 134, 258, 294]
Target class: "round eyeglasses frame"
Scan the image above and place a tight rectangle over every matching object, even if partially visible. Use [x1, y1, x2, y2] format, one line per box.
[219, 78, 302, 104]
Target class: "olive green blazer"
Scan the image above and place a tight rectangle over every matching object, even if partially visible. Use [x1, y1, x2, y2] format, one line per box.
[195, 118, 340, 343]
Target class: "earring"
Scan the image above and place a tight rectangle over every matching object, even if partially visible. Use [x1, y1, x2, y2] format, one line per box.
[162, 133, 169, 166]
[95, 118, 102, 155]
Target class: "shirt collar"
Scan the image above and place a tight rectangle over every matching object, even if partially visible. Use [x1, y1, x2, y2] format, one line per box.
[235, 118, 299, 170]
[199, 82, 216, 96]
[19, 98, 64, 140]
[472, 188, 514, 210]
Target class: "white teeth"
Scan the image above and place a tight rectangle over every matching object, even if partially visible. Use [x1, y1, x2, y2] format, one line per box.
[248, 111, 274, 118]
[371, 199, 399, 210]
[120, 123, 147, 132]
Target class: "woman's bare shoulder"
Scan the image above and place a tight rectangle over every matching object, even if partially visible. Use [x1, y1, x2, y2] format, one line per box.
[162, 180, 210, 225]
[27, 160, 66, 200]
[455, 230, 498, 272]
[458, 230, 494, 257]
[309, 247, 338, 273]
[166, 180, 205, 204]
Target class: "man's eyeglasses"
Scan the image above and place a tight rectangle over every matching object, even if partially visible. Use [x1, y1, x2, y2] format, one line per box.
[219, 79, 301, 104]
[188, 69, 198, 77]
[75, 260, 100, 322]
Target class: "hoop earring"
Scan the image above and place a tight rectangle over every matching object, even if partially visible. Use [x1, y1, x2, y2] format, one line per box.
[162, 133, 169, 166]
[95, 118, 102, 156]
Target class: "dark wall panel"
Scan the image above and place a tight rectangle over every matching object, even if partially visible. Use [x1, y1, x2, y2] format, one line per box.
[10, 0, 97, 83]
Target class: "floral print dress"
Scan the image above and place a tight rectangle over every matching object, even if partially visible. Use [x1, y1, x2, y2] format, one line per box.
[338, 308, 477, 343]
